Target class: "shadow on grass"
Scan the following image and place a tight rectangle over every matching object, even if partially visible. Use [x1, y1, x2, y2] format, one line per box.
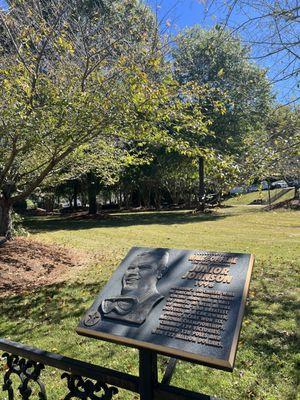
[0, 268, 298, 400]
[245, 296, 298, 354]
[23, 210, 229, 234]
[0, 281, 102, 338]
[241, 277, 299, 385]
[1, 275, 297, 361]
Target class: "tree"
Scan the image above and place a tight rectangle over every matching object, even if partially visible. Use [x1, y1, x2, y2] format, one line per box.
[241, 105, 300, 196]
[0, 0, 158, 237]
[205, 153, 240, 204]
[0, 0, 222, 237]
[172, 27, 272, 207]
[202, 0, 299, 104]
[173, 27, 272, 149]
[118, 149, 198, 209]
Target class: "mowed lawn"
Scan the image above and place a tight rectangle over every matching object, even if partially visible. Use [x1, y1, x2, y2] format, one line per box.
[1, 206, 299, 400]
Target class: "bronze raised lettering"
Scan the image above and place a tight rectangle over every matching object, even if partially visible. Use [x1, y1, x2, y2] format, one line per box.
[153, 288, 235, 349]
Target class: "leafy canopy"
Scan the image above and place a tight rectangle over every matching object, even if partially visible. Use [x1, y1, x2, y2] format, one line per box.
[173, 26, 273, 152]
[0, 1, 223, 208]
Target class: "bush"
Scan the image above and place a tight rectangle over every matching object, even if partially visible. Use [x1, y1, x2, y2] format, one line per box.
[26, 199, 36, 209]
[12, 212, 28, 237]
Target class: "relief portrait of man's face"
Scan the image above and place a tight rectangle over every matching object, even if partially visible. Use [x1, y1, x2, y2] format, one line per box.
[101, 250, 169, 325]
[122, 255, 161, 296]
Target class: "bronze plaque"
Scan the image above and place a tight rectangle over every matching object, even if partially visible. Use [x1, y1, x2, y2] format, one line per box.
[77, 247, 254, 371]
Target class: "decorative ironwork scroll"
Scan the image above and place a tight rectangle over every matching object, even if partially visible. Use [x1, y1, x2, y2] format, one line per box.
[0, 338, 220, 400]
[2, 352, 47, 399]
[62, 373, 118, 400]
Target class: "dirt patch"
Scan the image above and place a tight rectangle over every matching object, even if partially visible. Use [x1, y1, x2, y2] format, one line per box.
[0, 237, 89, 297]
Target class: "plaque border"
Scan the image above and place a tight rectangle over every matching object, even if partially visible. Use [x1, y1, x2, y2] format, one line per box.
[76, 253, 255, 371]
[228, 253, 254, 368]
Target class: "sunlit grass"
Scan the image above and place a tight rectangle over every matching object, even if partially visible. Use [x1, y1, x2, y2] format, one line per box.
[1, 205, 299, 400]
[225, 188, 294, 206]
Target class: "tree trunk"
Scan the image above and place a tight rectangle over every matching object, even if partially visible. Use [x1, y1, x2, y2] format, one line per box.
[81, 192, 87, 208]
[188, 191, 192, 208]
[198, 156, 205, 212]
[267, 179, 271, 206]
[87, 172, 97, 214]
[154, 189, 161, 209]
[0, 200, 13, 239]
[73, 180, 78, 209]
[217, 191, 222, 207]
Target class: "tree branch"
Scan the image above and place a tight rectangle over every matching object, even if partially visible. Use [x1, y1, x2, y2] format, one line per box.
[11, 143, 77, 202]
[0, 11, 33, 76]
[0, 138, 18, 187]
[30, 7, 68, 103]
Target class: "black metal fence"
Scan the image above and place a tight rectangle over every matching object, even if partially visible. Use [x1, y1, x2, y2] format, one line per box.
[0, 338, 218, 400]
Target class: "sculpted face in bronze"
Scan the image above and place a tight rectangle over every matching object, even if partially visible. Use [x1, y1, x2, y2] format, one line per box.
[101, 250, 170, 324]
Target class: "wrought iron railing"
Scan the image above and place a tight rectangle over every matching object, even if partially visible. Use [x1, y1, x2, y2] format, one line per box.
[0, 338, 217, 400]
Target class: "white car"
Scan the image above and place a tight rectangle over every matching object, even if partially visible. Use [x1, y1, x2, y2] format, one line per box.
[271, 180, 288, 188]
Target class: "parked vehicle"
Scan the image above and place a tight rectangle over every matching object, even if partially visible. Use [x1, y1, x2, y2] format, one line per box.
[271, 180, 288, 189]
[247, 184, 259, 193]
[286, 178, 300, 188]
[260, 181, 269, 190]
[230, 180, 272, 196]
[229, 186, 246, 195]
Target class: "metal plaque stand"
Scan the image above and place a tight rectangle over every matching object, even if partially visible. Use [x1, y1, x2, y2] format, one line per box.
[138, 350, 217, 400]
[139, 349, 158, 400]
[0, 338, 220, 400]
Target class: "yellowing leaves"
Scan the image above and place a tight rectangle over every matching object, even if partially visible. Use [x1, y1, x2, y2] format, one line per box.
[217, 68, 224, 78]
[56, 36, 75, 54]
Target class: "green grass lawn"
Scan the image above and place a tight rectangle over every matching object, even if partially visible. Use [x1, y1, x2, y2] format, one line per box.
[225, 188, 295, 206]
[1, 205, 299, 400]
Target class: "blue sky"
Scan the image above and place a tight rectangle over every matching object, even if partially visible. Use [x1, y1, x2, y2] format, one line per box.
[146, 0, 299, 104]
[1, 0, 298, 103]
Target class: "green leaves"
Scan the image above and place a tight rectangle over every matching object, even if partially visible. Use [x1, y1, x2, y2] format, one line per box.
[173, 26, 272, 152]
[241, 105, 300, 182]
[0, 1, 229, 207]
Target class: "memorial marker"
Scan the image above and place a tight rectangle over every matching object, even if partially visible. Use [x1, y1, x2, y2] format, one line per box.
[77, 247, 254, 371]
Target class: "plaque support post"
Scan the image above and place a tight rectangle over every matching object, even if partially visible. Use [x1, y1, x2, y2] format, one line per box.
[139, 349, 158, 400]
[161, 357, 177, 385]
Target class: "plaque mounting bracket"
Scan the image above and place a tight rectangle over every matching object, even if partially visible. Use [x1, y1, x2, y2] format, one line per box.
[161, 357, 177, 385]
[139, 350, 219, 400]
[139, 349, 157, 400]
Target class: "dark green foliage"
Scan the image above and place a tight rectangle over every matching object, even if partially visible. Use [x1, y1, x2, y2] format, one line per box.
[173, 27, 272, 152]
[13, 199, 27, 213]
